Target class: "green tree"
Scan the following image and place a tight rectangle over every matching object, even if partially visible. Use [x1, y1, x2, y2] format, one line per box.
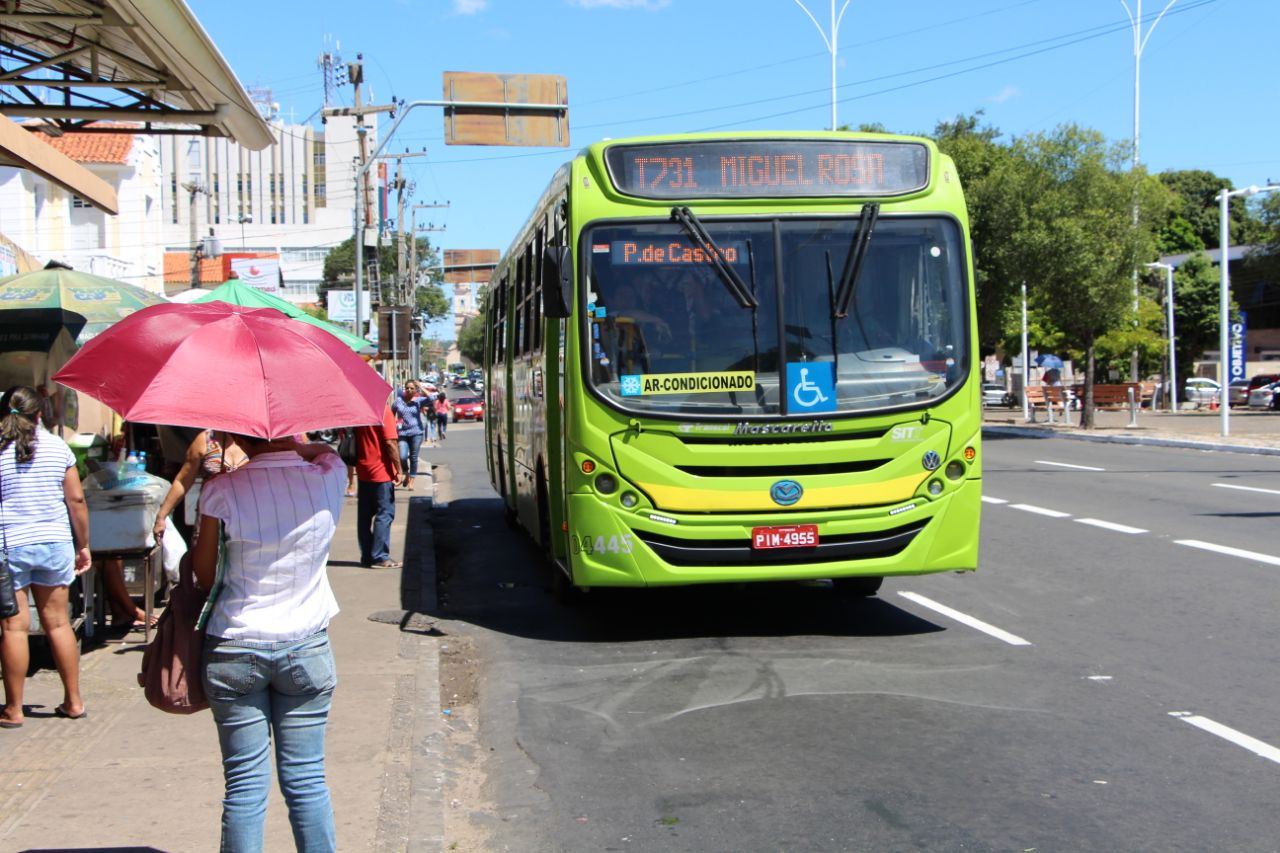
[998, 124, 1161, 427]
[1155, 170, 1266, 251]
[932, 112, 1025, 361]
[320, 235, 450, 322]
[1164, 252, 1223, 395]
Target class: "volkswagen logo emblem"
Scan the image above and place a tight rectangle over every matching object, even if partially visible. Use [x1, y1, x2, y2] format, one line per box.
[770, 480, 803, 506]
[921, 451, 942, 471]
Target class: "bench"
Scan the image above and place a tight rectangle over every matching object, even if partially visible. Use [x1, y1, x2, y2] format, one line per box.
[1023, 385, 1073, 423]
[1070, 383, 1142, 411]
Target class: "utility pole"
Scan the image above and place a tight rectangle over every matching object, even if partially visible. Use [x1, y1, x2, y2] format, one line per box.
[320, 54, 397, 339]
[183, 180, 211, 289]
[411, 202, 448, 382]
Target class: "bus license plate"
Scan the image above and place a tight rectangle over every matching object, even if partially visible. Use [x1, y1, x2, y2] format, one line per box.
[752, 524, 819, 550]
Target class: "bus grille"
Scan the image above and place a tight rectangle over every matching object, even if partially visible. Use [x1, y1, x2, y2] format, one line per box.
[676, 459, 890, 477]
[633, 519, 927, 567]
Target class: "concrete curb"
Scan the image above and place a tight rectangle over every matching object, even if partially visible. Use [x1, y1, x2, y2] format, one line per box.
[983, 424, 1280, 457]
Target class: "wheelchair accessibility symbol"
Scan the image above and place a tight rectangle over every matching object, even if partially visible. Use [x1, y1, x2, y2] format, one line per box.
[786, 362, 836, 413]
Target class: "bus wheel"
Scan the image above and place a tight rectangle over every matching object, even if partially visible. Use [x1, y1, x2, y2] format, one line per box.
[496, 448, 516, 527]
[535, 466, 552, 557]
[549, 564, 583, 605]
[832, 576, 884, 597]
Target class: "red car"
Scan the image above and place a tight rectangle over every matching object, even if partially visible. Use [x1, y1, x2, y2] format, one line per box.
[451, 396, 484, 422]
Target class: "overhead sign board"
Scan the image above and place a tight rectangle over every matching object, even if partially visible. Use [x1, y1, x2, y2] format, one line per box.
[444, 249, 500, 284]
[443, 72, 569, 147]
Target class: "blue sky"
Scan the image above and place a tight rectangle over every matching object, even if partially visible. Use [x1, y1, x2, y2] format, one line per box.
[193, 0, 1277, 262]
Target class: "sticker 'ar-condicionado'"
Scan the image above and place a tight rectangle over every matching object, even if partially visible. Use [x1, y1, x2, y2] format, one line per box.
[620, 371, 755, 396]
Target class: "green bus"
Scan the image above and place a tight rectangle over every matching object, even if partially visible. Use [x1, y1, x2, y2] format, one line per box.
[485, 131, 980, 597]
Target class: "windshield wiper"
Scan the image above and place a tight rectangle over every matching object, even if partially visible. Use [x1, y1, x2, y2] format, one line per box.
[833, 203, 880, 318]
[671, 206, 758, 309]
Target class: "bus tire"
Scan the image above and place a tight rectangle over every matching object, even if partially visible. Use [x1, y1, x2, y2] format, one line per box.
[535, 465, 552, 557]
[832, 576, 884, 597]
[549, 564, 583, 605]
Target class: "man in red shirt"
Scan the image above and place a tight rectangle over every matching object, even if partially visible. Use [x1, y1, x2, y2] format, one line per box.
[355, 402, 402, 568]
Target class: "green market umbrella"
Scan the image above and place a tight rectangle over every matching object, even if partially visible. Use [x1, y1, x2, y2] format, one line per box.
[191, 277, 375, 354]
[0, 263, 168, 352]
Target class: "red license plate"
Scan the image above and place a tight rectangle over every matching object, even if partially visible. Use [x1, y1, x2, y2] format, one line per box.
[751, 524, 819, 550]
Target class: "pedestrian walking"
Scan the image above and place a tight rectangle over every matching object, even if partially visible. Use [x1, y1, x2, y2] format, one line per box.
[191, 435, 346, 852]
[0, 386, 92, 728]
[433, 392, 450, 441]
[392, 382, 426, 490]
[355, 403, 401, 569]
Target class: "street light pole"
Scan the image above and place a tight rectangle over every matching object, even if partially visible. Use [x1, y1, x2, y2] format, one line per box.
[1120, 0, 1177, 382]
[237, 213, 252, 251]
[1216, 183, 1280, 437]
[791, 0, 851, 130]
[1145, 261, 1176, 411]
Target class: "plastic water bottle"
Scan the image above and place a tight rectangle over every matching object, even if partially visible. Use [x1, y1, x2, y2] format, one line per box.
[137, 451, 147, 475]
[125, 451, 139, 471]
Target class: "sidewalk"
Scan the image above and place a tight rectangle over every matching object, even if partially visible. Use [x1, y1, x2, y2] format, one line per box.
[0, 473, 442, 853]
[983, 403, 1280, 455]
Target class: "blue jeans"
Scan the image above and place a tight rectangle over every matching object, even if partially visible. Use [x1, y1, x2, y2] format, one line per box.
[356, 480, 395, 565]
[398, 433, 423, 477]
[203, 631, 337, 853]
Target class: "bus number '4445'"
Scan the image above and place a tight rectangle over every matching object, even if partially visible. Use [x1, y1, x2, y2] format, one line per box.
[572, 534, 635, 555]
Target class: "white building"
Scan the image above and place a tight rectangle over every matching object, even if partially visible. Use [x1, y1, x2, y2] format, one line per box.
[0, 123, 165, 290]
[157, 110, 371, 302]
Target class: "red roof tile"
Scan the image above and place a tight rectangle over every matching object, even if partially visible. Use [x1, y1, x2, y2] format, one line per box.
[38, 122, 137, 165]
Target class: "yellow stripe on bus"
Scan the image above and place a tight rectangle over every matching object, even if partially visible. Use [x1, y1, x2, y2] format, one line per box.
[638, 472, 929, 512]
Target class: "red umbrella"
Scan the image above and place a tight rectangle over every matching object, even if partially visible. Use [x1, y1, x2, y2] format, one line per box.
[53, 302, 392, 438]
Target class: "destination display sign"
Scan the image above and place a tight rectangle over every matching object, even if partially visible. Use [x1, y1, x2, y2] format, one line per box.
[604, 139, 929, 199]
[602, 238, 748, 266]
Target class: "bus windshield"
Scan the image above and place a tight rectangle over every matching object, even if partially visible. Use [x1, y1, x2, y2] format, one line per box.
[582, 215, 968, 417]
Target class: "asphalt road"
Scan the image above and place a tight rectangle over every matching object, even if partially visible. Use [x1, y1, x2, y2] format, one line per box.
[432, 425, 1280, 853]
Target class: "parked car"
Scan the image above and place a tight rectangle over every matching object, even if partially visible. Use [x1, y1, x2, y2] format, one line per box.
[1241, 373, 1280, 406]
[981, 383, 1014, 408]
[1183, 377, 1220, 405]
[1247, 380, 1280, 409]
[1228, 378, 1251, 407]
[451, 395, 484, 422]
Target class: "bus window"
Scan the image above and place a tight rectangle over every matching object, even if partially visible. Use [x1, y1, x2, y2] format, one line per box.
[582, 216, 966, 416]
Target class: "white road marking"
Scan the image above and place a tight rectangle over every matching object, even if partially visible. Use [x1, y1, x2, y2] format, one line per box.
[1175, 540, 1280, 567]
[1036, 460, 1105, 471]
[1075, 518, 1148, 534]
[1169, 712, 1280, 765]
[1213, 482, 1280, 496]
[897, 591, 1032, 646]
[981, 496, 1008, 504]
[1087, 675, 1113, 681]
[1009, 503, 1071, 518]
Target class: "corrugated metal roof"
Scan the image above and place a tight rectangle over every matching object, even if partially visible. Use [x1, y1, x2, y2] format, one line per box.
[0, 0, 272, 149]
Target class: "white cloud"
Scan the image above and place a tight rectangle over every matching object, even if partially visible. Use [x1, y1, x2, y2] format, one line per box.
[568, 0, 672, 9]
[454, 0, 488, 14]
[988, 85, 1021, 105]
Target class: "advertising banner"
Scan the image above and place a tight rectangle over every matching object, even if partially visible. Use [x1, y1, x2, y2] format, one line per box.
[230, 257, 281, 291]
[326, 289, 371, 323]
[1229, 311, 1248, 383]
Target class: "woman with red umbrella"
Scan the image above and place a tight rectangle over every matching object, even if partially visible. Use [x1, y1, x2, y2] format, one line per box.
[189, 432, 346, 851]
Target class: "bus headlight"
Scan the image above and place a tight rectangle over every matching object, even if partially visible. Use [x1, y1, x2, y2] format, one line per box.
[927, 479, 944, 496]
[595, 473, 618, 495]
[620, 491, 639, 508]
[945, 461, 965, 480]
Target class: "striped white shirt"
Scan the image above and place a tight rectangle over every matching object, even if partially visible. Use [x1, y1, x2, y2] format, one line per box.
[200, 448, 346, 642]
[0, 429, 76, 548]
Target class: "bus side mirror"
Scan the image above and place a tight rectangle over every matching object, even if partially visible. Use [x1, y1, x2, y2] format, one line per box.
[542, 246, 572, 319]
